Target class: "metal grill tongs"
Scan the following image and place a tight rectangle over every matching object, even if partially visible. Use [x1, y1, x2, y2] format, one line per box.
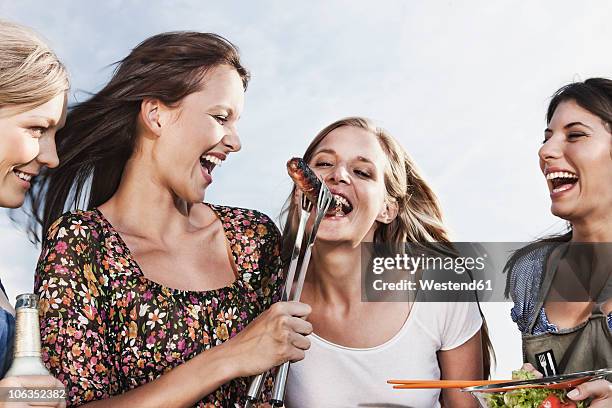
[245, 182, 334, 407]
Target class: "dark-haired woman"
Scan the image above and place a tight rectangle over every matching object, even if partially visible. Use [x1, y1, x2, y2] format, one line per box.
[507, 78, 612, 406]
[32, 32, 311, 407]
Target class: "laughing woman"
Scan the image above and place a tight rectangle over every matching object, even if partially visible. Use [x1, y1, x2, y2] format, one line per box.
[0, 19, 68, 408]
[30, 32, 312, 407]
[283, 117, 492, 408]
[506, 78, 612, 406]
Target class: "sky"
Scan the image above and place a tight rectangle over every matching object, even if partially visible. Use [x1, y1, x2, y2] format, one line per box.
[1, 0, 610, 378]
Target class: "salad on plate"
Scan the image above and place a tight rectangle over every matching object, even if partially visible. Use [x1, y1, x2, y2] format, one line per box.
[482, 370, 585, 408]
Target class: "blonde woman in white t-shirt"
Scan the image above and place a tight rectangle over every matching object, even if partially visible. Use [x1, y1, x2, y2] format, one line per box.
[281, 117, 493, 408]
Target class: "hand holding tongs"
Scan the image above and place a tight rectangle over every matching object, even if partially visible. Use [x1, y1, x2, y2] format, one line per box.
[245, 178, 333, 407]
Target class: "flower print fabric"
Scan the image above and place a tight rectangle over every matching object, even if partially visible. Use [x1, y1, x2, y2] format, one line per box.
[35, 205, 283, 407]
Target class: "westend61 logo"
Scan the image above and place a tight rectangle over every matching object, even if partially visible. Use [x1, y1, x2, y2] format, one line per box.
[360, 242, 612, 302]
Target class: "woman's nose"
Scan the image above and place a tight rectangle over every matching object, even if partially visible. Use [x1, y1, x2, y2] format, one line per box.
[223, 127, 241, 153]
[538, 135, 563, 162]
[326, 164, 350, 185]
[36, 135, 60, 169]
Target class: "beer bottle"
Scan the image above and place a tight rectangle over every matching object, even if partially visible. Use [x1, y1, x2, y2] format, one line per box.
[4, 293, 49, 376]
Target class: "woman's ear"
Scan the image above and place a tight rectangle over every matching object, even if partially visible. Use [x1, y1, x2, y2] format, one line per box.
[376, 199, 399, 224]
[140, 99, 163, 137]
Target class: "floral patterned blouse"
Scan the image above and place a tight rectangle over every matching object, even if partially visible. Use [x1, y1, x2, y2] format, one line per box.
[35, 205, 284, 407]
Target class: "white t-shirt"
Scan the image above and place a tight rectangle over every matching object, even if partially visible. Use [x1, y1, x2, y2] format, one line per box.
[285, 301, 482, 408]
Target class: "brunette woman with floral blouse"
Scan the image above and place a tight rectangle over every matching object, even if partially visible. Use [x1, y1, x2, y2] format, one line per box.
[30, 32, 312, 407]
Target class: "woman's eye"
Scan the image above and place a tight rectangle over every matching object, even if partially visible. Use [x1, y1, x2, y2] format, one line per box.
[354, 169, 371, 178]
[314, 161, 332, 167]
[567, 133, 586, 140]
[212, 115, 228, 125]
[29, 127, 46, 138]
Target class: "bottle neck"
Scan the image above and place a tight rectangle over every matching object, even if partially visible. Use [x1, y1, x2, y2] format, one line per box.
[13, 307, 42, 358]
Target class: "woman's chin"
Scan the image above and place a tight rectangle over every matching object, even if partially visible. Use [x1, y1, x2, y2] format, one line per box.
[190, 184, 208, 203]
[315, 229, 351, 245]
[550, 202, 578, 223]
[315, 229, 342, 242]
[174, 189, 206, 206]
[0, 189, 25, 208]
[316, 228, 371, 249]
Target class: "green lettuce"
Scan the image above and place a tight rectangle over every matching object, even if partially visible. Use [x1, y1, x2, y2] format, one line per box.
[482, 370, 586, 408]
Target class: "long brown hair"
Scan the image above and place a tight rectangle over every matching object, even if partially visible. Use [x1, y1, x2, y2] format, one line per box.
[280, 117, 495, 378]
[25, 31, 249, 243]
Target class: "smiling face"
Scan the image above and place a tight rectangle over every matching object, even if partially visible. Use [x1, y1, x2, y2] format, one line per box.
[151, 64, 245, 203]
[308, 126, 394, 245]
[0, 92, 67, 208]
[539, 99, 612, 223]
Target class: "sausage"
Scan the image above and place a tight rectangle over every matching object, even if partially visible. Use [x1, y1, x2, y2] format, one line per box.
[286, 157, 321, 203]
[286, 158, 347, 214]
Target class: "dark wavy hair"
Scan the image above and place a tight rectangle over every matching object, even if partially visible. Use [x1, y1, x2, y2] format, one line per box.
[23, 31, 249, 243]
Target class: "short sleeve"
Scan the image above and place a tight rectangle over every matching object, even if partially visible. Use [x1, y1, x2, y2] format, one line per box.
[508, 247, 549, 334]
[35, 213, 114, 406]
[256, 214, 284, 309]
[439, 301, 483, 351]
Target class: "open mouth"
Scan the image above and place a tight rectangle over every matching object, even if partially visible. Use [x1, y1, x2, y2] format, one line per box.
[199, 154, 223, 175]
[546, 171, 579, 194]
[13, 169, 33, 183]
[328, 193, 353, 217]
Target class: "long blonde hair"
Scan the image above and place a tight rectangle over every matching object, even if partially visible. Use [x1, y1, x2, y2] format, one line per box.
[280, 116, 495, 377]
[0, 20, 69, 112]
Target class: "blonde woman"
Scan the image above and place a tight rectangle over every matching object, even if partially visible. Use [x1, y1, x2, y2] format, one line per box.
[0, 20, 68, 407]
[283, 117, 493, 408]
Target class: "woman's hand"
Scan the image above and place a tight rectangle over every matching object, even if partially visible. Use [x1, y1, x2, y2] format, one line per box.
[0, 375, 66, 407]
[567, 379, 612, 407]
[520, 365, 611, 407]
[222, 301, 313, 377]
[520, 362, 544, 378]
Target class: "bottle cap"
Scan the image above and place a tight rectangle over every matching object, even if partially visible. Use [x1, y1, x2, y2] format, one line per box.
[15, 293, 38, 309]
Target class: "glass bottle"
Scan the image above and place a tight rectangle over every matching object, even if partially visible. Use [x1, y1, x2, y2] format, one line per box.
[4, 294, 49, 376]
